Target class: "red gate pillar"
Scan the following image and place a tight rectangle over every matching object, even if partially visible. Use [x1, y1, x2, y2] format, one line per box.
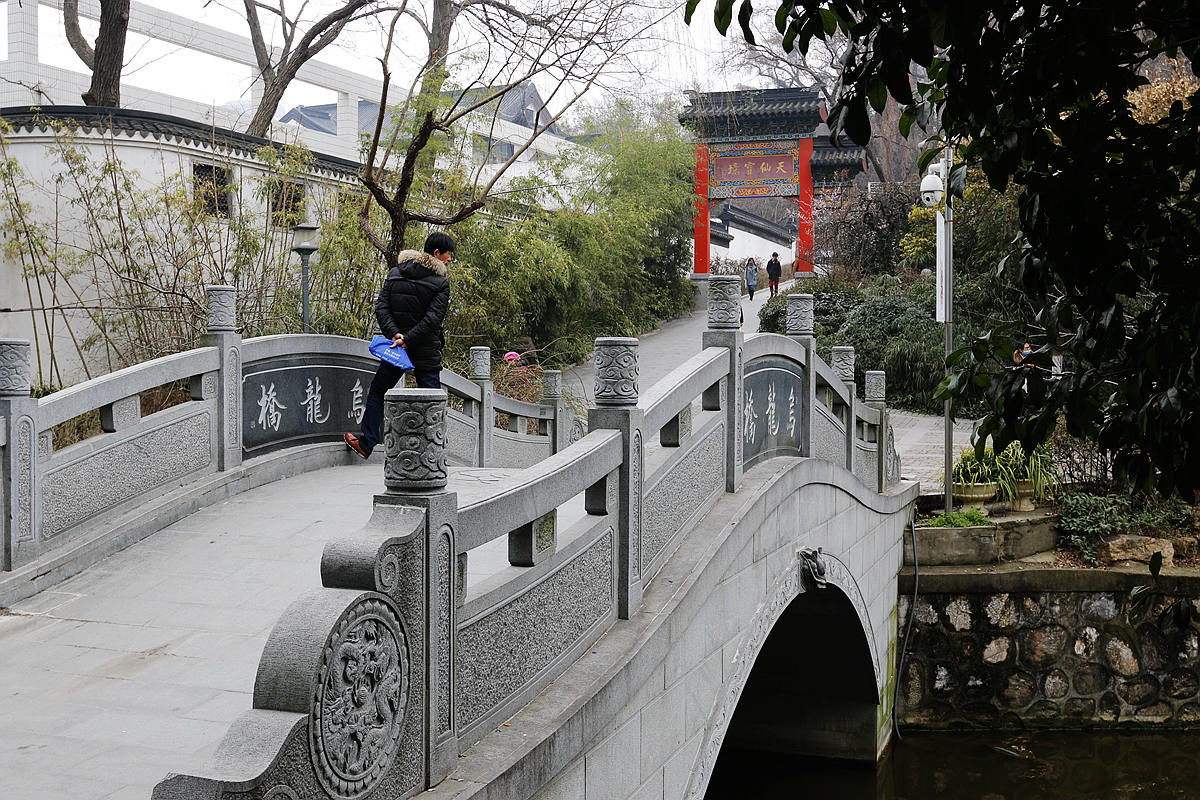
[693, 142, 710, 275]
[796, 138, 815, 272]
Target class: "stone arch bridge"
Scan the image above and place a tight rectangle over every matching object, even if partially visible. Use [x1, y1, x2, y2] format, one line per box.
[0, 277, 916, 800]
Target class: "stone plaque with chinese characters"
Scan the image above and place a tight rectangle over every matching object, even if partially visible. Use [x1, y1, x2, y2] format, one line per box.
[742, 356, 806, 467]
[709, 140, 802, 199]
[242, 355, 377, 455]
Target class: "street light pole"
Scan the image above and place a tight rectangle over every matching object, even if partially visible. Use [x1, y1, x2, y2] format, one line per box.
[300, 251, 312, 333]
[942, 147, 954, 514]
[291, 222, 320, 334]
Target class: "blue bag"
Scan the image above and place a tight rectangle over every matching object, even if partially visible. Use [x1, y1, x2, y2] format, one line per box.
[369, 335, 415, 370]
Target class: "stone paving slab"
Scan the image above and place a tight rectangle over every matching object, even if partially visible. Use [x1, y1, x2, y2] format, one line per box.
[889, 408, 976, 494]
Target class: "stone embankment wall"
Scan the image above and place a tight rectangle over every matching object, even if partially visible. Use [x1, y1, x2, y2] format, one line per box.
[898, 584, 1200, 729]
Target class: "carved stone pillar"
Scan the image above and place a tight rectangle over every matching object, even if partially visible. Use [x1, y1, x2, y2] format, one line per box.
[787, 293, 814, 344]
[469, 346, 493, 467]
[541, 369, 570, 453]
[0, 338, 38, 571]
[204, 285, 242, 471]
[375, 386, 457, 784]
[787, 293, 816, 457]
[704, 276, 744, 492]
[383, 388, 449, 493]
[832, 346, 856, 472]
[707, 275, 743, 330]
[865, 370, 887, 491]
[588, 337, 644, 619]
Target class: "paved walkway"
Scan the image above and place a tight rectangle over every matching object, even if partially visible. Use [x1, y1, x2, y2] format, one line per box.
[0, 281, 953, 798]
[889, 409, 976, 494]
[564, 279, 787, 403]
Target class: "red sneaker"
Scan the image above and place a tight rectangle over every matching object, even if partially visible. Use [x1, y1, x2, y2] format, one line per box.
[344, 432, 369, 459]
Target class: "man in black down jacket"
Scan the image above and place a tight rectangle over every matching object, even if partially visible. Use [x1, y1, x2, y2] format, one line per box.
[345, 231, 454, 458]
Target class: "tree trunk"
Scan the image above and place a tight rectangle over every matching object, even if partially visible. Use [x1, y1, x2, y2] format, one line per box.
[245, 78, 290, 138]
[82, 0, 130, 107]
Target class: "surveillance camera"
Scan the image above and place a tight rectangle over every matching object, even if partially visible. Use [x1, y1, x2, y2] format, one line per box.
[919, 172, 944, 208]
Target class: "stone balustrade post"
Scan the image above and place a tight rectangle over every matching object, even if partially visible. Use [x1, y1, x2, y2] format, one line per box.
[542, 369, 570, 453]
[787, 293, 817, 457]
[469, 346, 493, 467]
[0, 339, 38, 572]
[702, 275, 745, 492]
[379, 386, 459, 784]
[587, 337, 644, 619]
[832, 345, 857, 473]
[866, 370, 888, 491]
[199, 285, 242, 471]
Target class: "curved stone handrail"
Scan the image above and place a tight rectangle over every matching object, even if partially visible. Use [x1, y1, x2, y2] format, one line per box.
[492, 393, 556, 420]
[639, 347, 726, 433]
[36, 347, 220, 429]
[741, 331, 809, 365]
[456, 429, 621, 552]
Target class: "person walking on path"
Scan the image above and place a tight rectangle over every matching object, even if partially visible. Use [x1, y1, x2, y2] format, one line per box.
[345, 231, 455, 458]
[766, 252, 782, 297]
[744, 257, 759, 301]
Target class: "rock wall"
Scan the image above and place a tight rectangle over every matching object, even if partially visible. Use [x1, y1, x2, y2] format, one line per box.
[898, 590, 1200, 728]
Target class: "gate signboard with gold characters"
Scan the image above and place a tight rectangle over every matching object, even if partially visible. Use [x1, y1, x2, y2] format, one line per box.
[708, 140, 804, 199]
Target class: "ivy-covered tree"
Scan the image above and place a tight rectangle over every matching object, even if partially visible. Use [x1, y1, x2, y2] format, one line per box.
[691, 0, 1200, 495]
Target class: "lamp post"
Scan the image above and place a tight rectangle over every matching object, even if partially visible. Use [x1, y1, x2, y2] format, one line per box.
[920, 151, 954, 513]
[291, 222, 319, 333]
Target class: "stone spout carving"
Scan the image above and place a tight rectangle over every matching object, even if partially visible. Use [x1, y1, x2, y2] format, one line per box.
[383, 388, 448, 491]
[594, 338, 639, 406]
[0, 338, 32, 396]
[832, 346, 855, 384]
[865, 371, 886, 406]
[787, 294, 814, 338]
[707, 276, 742, 329]
[469, 346, 491, 381]
[205, 285, 237, 332]
[311, 595, 410, 799]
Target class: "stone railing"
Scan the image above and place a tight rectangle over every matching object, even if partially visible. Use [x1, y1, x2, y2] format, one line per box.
[0, 286, 573, 606]
[152, 274, 903, 800]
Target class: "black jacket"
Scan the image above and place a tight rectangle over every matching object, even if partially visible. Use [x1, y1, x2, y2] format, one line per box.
[766, 258, 782, 279]
[374, 250, 450, 372]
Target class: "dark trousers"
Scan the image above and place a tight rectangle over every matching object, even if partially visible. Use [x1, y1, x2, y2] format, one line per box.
[360, 361, 441, 454]
[747, 281, 755, 300]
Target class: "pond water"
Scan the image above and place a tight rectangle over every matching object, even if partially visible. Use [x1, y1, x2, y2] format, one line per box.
[706, 732, 1200, 799]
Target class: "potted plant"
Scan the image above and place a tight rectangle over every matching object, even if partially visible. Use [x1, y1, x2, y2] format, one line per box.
[951, 447, 999, 515]
[996, 441, 1061, 512]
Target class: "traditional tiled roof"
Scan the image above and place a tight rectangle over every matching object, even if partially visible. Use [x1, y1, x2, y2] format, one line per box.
[679, 88, 823, 140]
[0, 105, 362, 177]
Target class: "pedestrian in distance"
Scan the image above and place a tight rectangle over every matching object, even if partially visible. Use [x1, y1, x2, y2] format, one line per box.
[766, 252, 783, 297]
[345, 231, 454, 459]
[744, 257, 759, 301]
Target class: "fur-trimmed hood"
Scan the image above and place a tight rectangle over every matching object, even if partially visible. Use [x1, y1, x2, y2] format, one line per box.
[395, 249, 448, 277]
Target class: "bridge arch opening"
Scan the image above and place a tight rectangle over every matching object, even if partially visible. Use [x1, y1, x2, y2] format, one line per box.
[707, 584, 881, 794]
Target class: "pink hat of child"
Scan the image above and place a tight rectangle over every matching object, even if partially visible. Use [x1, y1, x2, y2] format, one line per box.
[503, 351, 521, 361]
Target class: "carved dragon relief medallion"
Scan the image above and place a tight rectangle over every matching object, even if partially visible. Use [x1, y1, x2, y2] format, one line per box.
[310, 596, 410, 800]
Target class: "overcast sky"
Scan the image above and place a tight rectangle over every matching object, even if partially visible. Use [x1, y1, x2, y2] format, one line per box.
[9, 0, 750, 121]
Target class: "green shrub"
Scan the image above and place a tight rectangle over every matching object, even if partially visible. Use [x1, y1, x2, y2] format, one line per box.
[995, 440, 1061, 503]
[918, 508, 991, 528]
[951, 447, 1000, 484]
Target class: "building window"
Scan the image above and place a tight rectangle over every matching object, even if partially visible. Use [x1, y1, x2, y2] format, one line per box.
[193, 163, 233, 217]
[473, 134, 515, 166]
[270, 181, 306, 227]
